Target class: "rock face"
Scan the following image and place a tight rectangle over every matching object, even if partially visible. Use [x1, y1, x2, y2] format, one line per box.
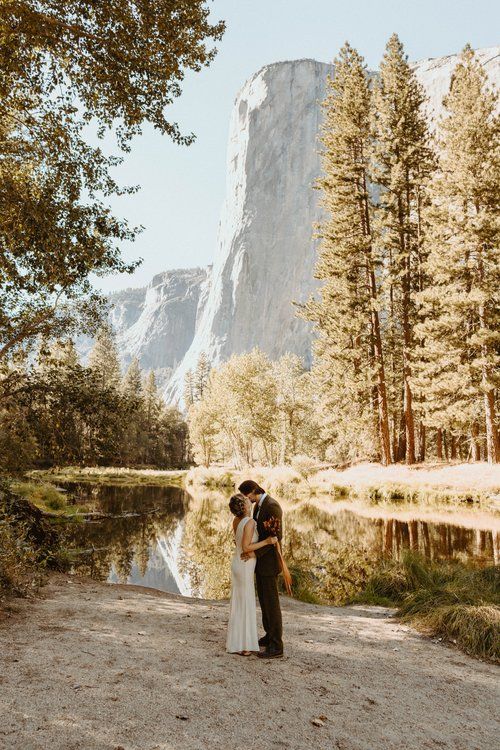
[77, 268, 208, 387]
[165, 59, 334, 401]
[95, 48, 499, 402]
[115, 267, 209, 377]
[412, 47, 500, 125]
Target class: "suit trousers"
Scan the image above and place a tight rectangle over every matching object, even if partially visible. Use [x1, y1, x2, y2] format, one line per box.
[256, 572, 283, 652]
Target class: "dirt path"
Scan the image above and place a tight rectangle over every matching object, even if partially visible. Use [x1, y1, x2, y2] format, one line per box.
[1, 575, 498, 750]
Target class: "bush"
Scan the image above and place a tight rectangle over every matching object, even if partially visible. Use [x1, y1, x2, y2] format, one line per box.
[0, 513, 42, 599]
[0, 483, 67, 602]
[290, 455, 318, 484]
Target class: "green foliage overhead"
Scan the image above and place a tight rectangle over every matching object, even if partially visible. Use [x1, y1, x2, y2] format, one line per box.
[0, 1, 224, 360]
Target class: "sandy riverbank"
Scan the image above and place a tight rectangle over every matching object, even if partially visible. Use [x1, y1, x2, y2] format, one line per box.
[1, 575, 498, 750]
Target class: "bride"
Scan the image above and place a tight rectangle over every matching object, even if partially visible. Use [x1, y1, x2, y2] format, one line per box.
[226, 493, 277, 655]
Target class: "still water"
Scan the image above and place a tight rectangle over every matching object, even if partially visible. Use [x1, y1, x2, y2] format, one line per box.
[62, 482, 499, 603]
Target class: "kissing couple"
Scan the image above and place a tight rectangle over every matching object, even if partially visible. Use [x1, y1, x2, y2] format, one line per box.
[226, 480, 291, 659]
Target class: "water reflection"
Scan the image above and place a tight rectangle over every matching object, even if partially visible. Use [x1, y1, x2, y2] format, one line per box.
[63, 482, 499, 603]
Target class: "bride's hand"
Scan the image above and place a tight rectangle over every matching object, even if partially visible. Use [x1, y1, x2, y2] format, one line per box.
[241, 551, 256, 561]
[267, 536, 278, 545]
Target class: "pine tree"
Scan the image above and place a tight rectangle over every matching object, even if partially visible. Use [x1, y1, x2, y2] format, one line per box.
[88, 327, 122, 391]
[194, 352, 211, 401]
[372, 34, 435, 463]
[122, 357, 143, 400]
[144, 371, 161, 432]
[121, 357, 145, 465]
[415, 46, 500, 463]
[304, 42, 392, 464]
[184, 369, 196, 407]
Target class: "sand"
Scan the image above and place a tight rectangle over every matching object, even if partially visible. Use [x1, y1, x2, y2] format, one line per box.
[0, 574, 498, 750]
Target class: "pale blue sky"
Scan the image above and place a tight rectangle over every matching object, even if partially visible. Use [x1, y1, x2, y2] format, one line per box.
[96, 0, 499, 292]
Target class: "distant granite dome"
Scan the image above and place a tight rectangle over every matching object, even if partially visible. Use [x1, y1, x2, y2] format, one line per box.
[89, 47, 499, 403]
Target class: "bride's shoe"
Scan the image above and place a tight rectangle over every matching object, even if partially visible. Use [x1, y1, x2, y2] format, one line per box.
[240, 650, 252, 656]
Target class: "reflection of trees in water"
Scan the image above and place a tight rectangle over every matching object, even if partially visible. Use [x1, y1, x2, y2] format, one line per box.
[181, 497, 497, 603]
[381, 518, 494, 562]
[64, 482, 497, 604]
[181, 491, 233, 599]
[281, 503, 497, 605]
[66, 484, 187, 582]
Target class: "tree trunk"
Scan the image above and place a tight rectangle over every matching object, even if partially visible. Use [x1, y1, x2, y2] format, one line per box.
[484, 389, 500, 464]
[417, 422, 426, 463]
[471, 423, 481, 462]
[450, 434, 457, 460]
[360, 167, 392, 465]
[396, 410, 406, 462]
[400, 191, 416, 464]
[436, 428, 443, 461]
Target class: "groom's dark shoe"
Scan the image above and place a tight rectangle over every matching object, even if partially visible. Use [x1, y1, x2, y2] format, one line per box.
[258, 636, 269, 648]
[257, 646, 283, 659]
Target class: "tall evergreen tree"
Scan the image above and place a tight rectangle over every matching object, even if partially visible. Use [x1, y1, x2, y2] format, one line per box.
[414, 46, 500, 463]
[121, 357, 145, 464]
[194, 352, 211, 401]
[304, 43, 392, 464]
[184, 369, 196, 408]
[88, 327, 122, 391]
[372, 34, 435, 463]
[122, 357, 143, 400]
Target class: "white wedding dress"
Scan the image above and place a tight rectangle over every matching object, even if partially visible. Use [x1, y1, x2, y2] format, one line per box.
[226, 516, 259, 653]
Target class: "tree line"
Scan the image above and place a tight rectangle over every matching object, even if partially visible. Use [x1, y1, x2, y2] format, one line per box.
[0, 329, 188, 473]
[305, 38, 499, 465]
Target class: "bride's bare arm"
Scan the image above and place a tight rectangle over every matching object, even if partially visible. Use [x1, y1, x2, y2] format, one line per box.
[241, 519, 277, 554]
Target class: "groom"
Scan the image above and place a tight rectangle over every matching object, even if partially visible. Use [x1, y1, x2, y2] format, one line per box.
[238, 480, 284, 659]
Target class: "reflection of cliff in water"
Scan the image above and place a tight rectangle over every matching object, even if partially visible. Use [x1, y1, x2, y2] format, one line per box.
[66, 483, 189, 589]
[108, 522, 192, 595]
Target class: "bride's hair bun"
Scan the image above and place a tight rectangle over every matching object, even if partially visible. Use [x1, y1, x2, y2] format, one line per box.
[229, 494, 246, 517]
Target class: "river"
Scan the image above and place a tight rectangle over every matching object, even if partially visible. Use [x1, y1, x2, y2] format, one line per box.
[61, 481, 499, 603]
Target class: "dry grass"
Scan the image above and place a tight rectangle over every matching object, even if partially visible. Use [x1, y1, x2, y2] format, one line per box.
[186, 464, 304, 497]
[356, 553, 500, 661]
[185, 462, 499, 507]
[314, 462, 500, 495]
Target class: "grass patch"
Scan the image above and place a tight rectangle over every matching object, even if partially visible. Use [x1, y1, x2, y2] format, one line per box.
[29, 467, 187, 487]
[285, 564, 322, 604]
[13, 481, 70, 513]
[355, 552, 500, 662]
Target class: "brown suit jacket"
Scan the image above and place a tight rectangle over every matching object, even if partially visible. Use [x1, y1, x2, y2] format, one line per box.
[253, 494, 283, 577]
